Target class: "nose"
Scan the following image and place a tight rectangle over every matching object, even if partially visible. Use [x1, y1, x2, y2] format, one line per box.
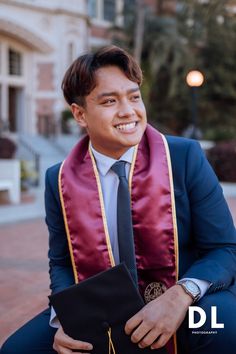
[117, 99, 135, 118]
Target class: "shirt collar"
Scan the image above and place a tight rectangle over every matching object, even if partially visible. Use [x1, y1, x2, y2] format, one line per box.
[90, 144, 135, 177]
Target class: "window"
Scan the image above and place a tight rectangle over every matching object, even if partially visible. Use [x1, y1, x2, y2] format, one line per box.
[68, 42, 75, 65]
[0, 43, 1, 74]
[0, 85, 2, 127]
[104, 0, 116, 21]
[8, 49, 22, 76]
[88, 0, 117, 22]
[88, 0, 97, 18]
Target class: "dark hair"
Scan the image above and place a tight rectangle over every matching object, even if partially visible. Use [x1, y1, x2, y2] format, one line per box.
[61, 45, 143, 107]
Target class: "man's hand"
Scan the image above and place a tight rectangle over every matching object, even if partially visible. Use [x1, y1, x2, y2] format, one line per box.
[53, 325, 93, 354]
[125, 284, 193, 350]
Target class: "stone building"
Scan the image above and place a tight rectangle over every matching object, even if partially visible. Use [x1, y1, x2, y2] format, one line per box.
[4, 0, 233, 137]
[0, 0, 89, 136]
[0, 0, 123, 136]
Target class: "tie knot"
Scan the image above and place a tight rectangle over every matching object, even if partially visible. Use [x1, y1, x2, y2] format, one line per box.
[111, 160, 126, 178]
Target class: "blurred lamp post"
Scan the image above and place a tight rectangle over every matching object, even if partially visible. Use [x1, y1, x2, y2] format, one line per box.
[186, 70, 204, 139]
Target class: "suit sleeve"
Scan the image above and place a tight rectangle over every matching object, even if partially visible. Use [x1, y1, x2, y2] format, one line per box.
[45, 166, 75, 295]
[181, 141, 236, 293]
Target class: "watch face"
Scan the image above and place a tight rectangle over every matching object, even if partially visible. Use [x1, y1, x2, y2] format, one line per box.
[185, 280, 200, 296]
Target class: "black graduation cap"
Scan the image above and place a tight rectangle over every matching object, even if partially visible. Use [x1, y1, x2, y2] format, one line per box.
[49, 263, 167, 354]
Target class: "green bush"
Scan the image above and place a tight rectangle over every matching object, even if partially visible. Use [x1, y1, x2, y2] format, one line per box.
[204, 126, 236, 142]
[20, 160, 38, 191]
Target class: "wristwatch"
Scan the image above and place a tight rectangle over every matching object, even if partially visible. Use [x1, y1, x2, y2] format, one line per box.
[176, 279, 201, 303]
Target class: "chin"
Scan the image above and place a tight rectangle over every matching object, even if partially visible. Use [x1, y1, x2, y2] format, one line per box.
[129, 131, 144, 145]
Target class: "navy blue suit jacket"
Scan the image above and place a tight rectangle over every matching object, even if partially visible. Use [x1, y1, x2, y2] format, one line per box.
[45, 136, 236, 296]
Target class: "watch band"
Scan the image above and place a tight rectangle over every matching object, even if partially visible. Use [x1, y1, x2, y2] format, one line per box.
[176, 279, 201, 303]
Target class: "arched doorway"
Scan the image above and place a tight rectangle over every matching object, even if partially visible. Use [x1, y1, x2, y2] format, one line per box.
[0, 18, 53, 135]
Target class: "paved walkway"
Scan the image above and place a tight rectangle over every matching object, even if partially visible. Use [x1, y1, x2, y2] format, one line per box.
[0, 193, 236, 347]
[0, 219, 49, 347]
[0, 187, 45, 225]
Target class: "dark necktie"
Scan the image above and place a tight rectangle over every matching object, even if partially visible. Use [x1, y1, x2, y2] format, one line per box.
[111, 161, 138, 286]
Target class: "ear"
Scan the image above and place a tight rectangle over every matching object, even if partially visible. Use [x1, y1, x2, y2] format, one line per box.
[71, 103, 87, 128]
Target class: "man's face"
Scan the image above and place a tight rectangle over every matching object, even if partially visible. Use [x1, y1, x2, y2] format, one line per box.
[72, 65, 147, 159]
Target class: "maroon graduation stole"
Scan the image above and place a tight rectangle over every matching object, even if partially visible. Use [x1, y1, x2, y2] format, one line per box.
[59, 124, 179, 354]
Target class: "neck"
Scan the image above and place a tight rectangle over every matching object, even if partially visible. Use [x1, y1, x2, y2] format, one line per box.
[90, 145, 132, 160]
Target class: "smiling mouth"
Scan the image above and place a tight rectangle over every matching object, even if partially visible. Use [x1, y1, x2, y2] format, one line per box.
[115, 122, 137, 131]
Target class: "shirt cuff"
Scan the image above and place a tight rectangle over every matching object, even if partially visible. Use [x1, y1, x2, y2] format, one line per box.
[181, 277, 211, 299]
[49, 306, 60, 328]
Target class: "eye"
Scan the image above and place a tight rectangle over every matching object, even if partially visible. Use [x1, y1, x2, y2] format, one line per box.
[131, 95, 140, 101]
[102, 98, 116, 105]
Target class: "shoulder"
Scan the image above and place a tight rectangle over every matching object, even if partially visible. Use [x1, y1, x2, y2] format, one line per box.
[46, 162, 62, 182]
[165, 135, 203, 167]
[164, 135, 215, 190]
[165, 135, 219, 195]
[165, 135, 201, 152]
[45, 162, 63, 200]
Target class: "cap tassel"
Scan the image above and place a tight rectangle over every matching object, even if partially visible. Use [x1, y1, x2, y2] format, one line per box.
[107, 327, 116, 354]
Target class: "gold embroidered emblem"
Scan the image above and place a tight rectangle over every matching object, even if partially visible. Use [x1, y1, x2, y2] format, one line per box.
[144, 282, 167, 303]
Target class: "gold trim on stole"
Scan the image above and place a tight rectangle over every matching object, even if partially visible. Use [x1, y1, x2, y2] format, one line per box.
[88, 143, 115, 267]
[58, 161, 79, 284]
[128, 144, 138, 192]
[161, 134, 179, 354]
[161, 134, 179, 278]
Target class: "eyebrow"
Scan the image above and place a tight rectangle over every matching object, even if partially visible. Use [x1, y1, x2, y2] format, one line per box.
[96, 87, 140, 100]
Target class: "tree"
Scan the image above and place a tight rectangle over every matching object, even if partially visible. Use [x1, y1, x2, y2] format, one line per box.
[113, 0, 236, 138]
[178, 0, 236, 139]
[133, 0, 145, 64]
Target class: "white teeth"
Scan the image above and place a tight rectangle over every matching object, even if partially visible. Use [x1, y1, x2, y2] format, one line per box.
[116, 122, 136, 131]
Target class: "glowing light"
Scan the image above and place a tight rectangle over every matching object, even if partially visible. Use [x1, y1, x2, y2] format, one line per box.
[186, 70, 204, 87]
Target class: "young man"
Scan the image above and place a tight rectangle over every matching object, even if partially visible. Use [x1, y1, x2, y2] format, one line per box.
[1, 46, 236, 354]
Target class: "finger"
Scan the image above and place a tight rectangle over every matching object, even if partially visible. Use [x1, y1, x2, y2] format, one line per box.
[151, 334, 170, 349]
[53, 346, 71, 354]
[54, 345, 92, 354]
[59, 351, 91, 354]
[53, 340, 79, 354]
[130, 321, 152, 344]
[71, 341, 93, 351]
[54, 336, 93, 352]
[138, 329, 161, 348]
[125, 313, 143, 335]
